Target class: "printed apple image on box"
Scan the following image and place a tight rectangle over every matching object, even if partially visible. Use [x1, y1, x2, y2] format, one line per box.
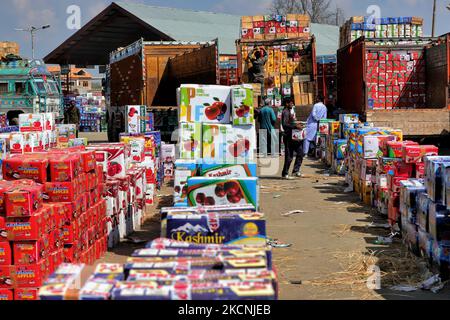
[187, 177, 259, 208]
[9, 133, 26, 154]
[164, 212, 266, 245]
[363, 135, 396, 159]
[178, 85, 231, 124]
[19, 114, 45, 133]
[231, 85, 254, 125]
[174, 160, 197, 208]
[161, 143, 176, 164]
[199, 163, 257, 178]
[202, 124, 256, 162]
[178, 122, 202, 160]
[120, 136, 145, 163]
[126, 105, 146, 134]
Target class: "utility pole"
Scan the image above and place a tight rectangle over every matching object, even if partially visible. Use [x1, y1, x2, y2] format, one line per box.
[15, 25, 51, 59]
[432, 0, 436, 37]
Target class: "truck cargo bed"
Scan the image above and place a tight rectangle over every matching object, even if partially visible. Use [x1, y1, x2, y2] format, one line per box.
[365, 108, 450, 136]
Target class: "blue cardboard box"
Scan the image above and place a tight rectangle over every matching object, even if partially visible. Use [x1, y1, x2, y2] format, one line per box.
[429, 202, 450, 242]
[164, 212, 266, 245]
[111, 281, 275, 300]
[132, 248, 272, 269]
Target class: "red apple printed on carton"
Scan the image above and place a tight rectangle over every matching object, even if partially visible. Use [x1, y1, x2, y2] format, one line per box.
[235, 103, 251, 119]
[228, 135, 251, 158]
[204, 98, 227, 121]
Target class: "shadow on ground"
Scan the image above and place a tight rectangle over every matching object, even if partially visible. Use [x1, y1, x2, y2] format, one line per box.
[311, 160, 450, 300]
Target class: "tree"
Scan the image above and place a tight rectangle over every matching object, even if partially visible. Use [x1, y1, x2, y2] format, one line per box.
[271, 0, 345, 26]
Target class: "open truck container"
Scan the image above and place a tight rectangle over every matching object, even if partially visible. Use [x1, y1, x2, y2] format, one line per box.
[337, 37, 450, 137]
[236, 37, 317, 120]
[106, 39, 219, 141]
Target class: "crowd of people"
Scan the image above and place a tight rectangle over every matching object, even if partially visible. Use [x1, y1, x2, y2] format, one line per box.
[246, 45, 335, 180]
[256, 94, 329, 180]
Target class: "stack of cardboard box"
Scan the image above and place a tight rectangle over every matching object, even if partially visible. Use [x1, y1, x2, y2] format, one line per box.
[241, 14, 310, 40]
[366, 49, 427, 109]
[292, 79, 315, 106]
[0, 42, 19, 59]
[340, 16, 424, 48]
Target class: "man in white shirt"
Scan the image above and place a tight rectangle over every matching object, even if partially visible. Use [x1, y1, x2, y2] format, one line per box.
[304, 95, 328, 157]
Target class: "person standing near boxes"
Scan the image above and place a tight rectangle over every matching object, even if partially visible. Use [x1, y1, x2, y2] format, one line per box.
[281, 97, 304, 179]
[259, 97, 277, 157]
[304, 95, 328, 158]
[64, 100, 81, 138]
[247, 46, 268, 94]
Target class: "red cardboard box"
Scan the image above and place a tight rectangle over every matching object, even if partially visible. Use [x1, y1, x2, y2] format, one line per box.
[5, 184, 43, 218]
[0, 216, 6, 242]
[0, 266, 13, 288]
[394, 162, 414, 177]
[14, 288, 38, 300]
[0, 288, 13, 300]
[11, 262, 46, 288]
[0, 242, 11, 265]
[3, 157, 48, 183]
[63, 219, 79, 245]
[415, 162, 425, 179]
[388, 175, 409, 193]
[63, 244, 79, 263]
[13, 239, 47, 265]
[403, 145, 439, 164]
[44, 181, 78, 203]
[81, 151, 96, 173]
[387, 141, 418, 158]
[48, 155, 81, 182]
[6, 210, 46, 241]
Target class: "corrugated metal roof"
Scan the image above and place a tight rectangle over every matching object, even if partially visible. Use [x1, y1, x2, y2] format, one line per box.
[115, 1, 339, 56]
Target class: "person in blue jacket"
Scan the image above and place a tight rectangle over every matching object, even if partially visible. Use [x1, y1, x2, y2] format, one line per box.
[259, 98, 277, 157]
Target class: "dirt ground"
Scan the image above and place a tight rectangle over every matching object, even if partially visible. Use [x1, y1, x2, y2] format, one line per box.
[85, 157, 450, 300]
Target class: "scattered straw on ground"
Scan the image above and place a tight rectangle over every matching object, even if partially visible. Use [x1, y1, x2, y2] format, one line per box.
[332, 225, 352, 238]
[303, 249, 427, 298]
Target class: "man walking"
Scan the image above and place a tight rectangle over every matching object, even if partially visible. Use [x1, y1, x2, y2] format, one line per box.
[281, 98, 304, 179]
[64, 100, 81, 138]
[259, 98, 277, 157]
[304, 95, 328, 158]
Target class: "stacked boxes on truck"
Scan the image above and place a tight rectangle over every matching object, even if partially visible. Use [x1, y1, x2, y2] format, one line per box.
[365, 48, 427, 110]
[219, 55, 238, 86]
[0, 42, 19, 59]
[237, 23, 317, 108]
[317, 55, 337, 106]
[338, 37, 441, 112]
[340, 16, 424, 48]
[241, 14, 310, 40]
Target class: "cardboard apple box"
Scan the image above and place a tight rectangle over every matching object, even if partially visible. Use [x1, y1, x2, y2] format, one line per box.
[202, 124, 256, 163]
[179, 85, 231, 124]
[187, 177, 259, 208]
[231, 85, 255, 126]
[19, 114, 44, 133]
[178, 122, 202, 160]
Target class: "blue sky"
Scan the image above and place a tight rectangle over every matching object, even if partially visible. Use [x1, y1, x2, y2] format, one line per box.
[0, 0, 448, 62]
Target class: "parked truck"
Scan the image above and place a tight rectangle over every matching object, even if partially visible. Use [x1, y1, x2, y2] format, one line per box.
[106, 39, 219, 142]
[236, 36, 317, 120]
[317, 54, 337, 108]
[337, 37, 450, 137]
[0, 56, 63, 124]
